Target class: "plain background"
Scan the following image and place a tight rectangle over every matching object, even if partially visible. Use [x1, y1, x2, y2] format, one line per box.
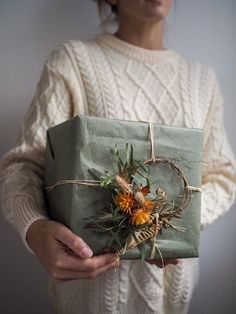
[0, 0, 235, 313]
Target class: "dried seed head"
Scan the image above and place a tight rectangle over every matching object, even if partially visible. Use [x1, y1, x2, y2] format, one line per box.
[134, 191, 146, 207]
[156, 187, 166, 198]
[115, 175, 132, 194]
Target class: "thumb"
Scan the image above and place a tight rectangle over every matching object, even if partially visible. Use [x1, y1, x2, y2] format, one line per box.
[55, 226, 93, 259]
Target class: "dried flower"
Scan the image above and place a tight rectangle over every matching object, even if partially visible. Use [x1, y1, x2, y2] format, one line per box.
[115, 192, 135, 214]
[134, 191, 146, 207]
[115, 174, 133, 194]
[140, 185, 150, 196]
[129, 208, 152, 225]
[156, 187, 166, 198]
[144, 199, 155, 210]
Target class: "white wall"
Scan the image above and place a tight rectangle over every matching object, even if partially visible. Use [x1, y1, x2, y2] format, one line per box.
[0, 1, 235, 313]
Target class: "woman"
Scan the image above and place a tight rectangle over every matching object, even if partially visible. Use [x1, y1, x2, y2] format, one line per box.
[0, 0, 235, 313]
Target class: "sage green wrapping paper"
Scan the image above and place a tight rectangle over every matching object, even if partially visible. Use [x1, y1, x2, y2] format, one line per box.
[43, 115, 203, 259]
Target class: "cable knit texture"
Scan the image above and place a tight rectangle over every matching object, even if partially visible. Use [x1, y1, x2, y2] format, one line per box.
[0, 31, 236, 314]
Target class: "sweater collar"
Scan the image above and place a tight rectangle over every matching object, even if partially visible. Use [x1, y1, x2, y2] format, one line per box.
[95, 31, 180, 64]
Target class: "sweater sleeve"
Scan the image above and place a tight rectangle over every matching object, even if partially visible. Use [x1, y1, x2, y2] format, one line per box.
[200, 68, 236, 230]
[0, 44, 74, 254]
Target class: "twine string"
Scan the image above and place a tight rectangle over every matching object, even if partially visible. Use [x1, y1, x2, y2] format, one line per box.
[149, 122, 155, 163]
[44, 179, 100, 192]
[149, 213, 161, 260]
[186, 185, 202, 192]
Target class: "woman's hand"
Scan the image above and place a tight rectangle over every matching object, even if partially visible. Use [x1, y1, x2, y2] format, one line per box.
[26, 219, 118, 282]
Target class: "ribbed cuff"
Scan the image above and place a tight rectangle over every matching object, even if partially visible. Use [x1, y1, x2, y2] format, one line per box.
[21, 215, 50, 255]
[7, 199, 50, 255]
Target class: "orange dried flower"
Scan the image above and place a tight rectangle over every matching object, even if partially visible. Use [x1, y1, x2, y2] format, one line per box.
[144, 199, 155, 210]
[129, 208, 152, 225]
[115, 192, 135, 214]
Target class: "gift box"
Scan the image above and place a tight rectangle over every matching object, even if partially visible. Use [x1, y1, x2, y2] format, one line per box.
[43, 115, 203, 260]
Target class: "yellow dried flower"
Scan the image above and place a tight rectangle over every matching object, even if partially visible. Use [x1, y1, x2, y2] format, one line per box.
[115, 192, 135, 214]
[129, 208, 152, 225]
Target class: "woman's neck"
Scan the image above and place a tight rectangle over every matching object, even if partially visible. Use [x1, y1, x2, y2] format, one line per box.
[114, 19, 165, 50]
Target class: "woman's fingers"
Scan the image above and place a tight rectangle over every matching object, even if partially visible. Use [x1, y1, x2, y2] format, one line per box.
[53, 226, 93, 259]
[53, 225, 117, 272]
[54, 259, 119, 283]
[26, 219, 120, 280]
[55, 253, 117, 272]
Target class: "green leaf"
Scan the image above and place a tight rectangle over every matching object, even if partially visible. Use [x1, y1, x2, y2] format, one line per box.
[125, 142, 130, 165]
[114, 159, 122, 173]
[110, 229, 122, 246]
[124, 142, 134, 168]
[118, 216, 127, 226]
[113, 206, 121, 214]
[88, 219, 109, 231]
[136, 170, 148, 179]
[87, 168, 101, 180]
[146, 177, 150, 189]
[130, 143, 134, 166]
[114, 144, 124, 166]
[134, 159, 149, 173]
[131, 174, 145, 186]
[138, 242, 146, 262]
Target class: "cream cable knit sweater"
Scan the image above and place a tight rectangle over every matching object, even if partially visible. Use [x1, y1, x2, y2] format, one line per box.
[0, 32, 236, 314]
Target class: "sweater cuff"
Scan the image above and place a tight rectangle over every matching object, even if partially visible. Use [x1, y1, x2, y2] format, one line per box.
[5, 199, 50, 255]
[21, 215, 50, 255]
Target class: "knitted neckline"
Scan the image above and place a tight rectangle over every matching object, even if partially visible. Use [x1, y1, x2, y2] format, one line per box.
[95, 31, 180, 64]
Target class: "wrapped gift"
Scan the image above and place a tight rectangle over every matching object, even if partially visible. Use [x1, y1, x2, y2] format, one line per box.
[43, 114, 203, 261]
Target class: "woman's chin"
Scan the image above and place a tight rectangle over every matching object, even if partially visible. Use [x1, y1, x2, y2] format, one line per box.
[144, 0, 171, 19]
[141, 0, 169, 20]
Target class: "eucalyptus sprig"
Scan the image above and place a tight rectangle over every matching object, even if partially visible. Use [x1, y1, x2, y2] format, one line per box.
[100, 170, 115, 188]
